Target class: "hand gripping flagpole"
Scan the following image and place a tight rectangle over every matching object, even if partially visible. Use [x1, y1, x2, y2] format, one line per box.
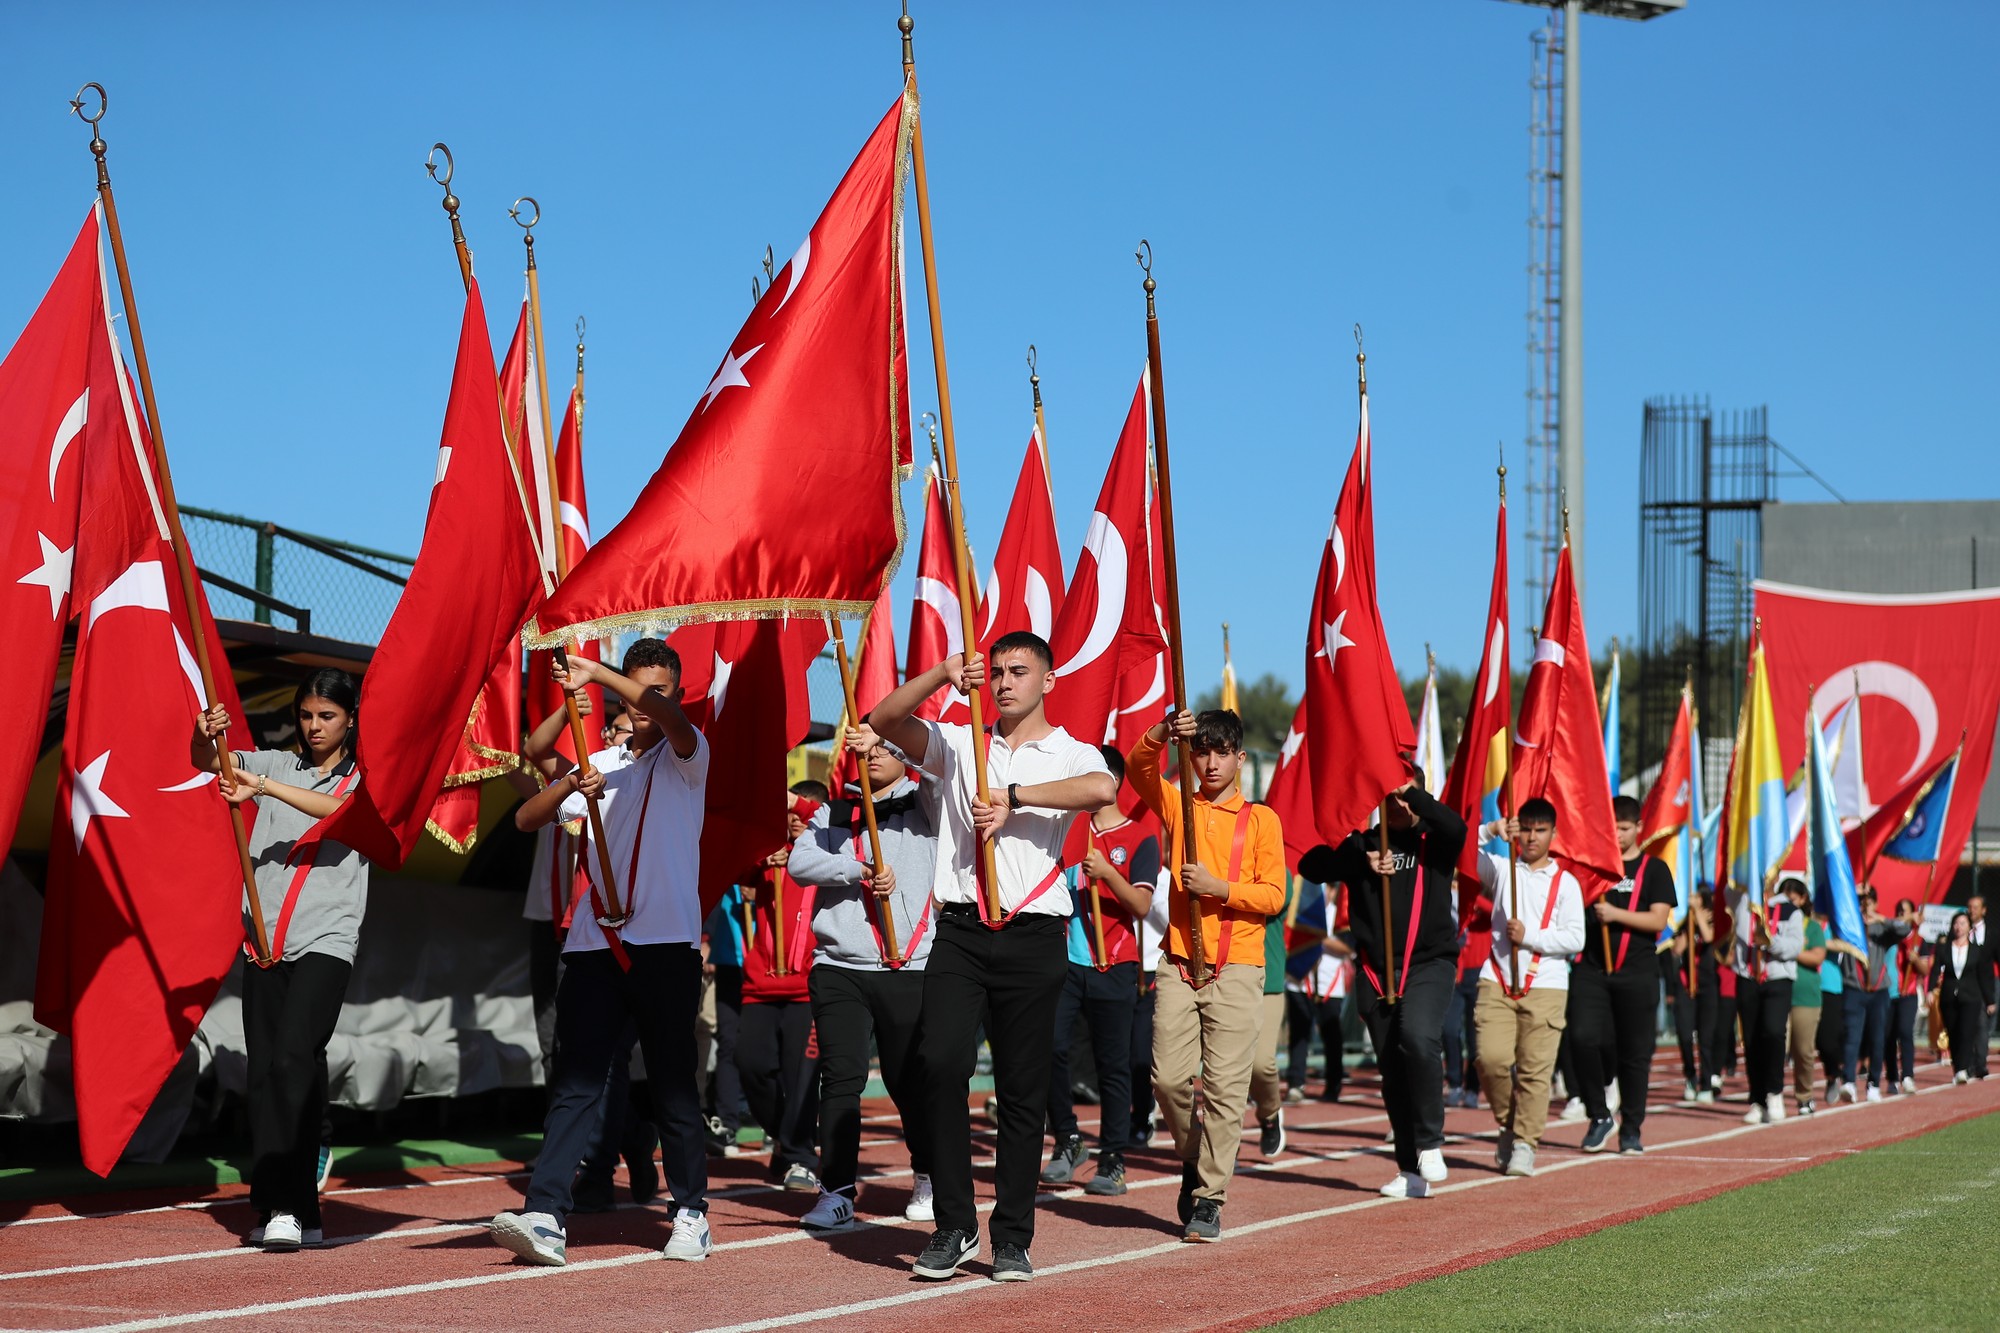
[1139, 241, 1209, 988]
[513, 200, 627, 928]
[902, 7, 1001, 919]
[72, 84, 273, 968]
[829, 615, 900, 964]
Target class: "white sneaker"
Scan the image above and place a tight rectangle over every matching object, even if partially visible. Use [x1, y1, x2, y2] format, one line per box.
[1684, 1080, 1699, 1101]
[1955, 1071, 1970, 1085]
[1504, 1142, 1537, 1177]
[1865, 1084, 1883, 1103]
[1899, 1077, 1916, 1095]
[1560, 1097, 1588, 1123]
[1695, 1090, 1717, 1105]
[249, 1216, 323, 1249]
[1383, 1125, 1396, 1145]
[490, 1211, 565, 1266]
[663, 1207, 711, 1261]
[904, 1173, 935, 1223]
[1765, 1094, 1786, 1123]
[261, 1212, 305, 1252]
[1742, 1104, 1768, 1125]
[800, 1189, 854, 1232]
[1840, 1081, 1858, 1104]
[1378, 1171, 1431, 1199]
[1417, 1148, 1448, 1184]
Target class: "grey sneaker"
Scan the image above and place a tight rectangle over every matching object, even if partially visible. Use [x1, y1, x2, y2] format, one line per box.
[1504, 1142, 1537, 1178]
[1085, 1156, 1127, 1196]
[913, 1228, 979, 1280]
[490, 1211, 566, 1266]
[990, 1242, 1033, 1281]
[661, 1208, 711, 1261]
[1183, 1198, 1222, 1242]
[1039, 1133, 1087, 1184]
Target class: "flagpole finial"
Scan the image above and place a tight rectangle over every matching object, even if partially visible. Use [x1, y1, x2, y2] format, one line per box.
[1027, 343, 1042, 409]
[899, 3, 915, 71]
[1560, 489, 1571, 544]
[71, 81, 111, 185]
[1136, 240, 1157, 316]
[575, 315, 586, 372]
[1497, 442, 1507, 499]
[510, 195, 541, 269]
[1354, 323, 1367, 394]
[921, 410, 942, 473]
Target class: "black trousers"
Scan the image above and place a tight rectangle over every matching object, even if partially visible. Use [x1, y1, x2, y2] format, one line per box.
[916, 909, 1067, 1249]
[524, 943, 706, 1222]
[528, 922, 563, 1092]
[1568, 964, 1658, 1129]
[810, 965, 928, 1194]
[243, 953, 351, 1229]
[1047, 961, 1138, 1157]
[737, 998, 819, 1174]
[1886, 993, 1920, 1086]
[577, 1024, 653, 1190]
[1441, 966, 1480, 1091]
[1128, 975, 1157, 1137]
[708, 965, 746, 1132]
[1735, 976, 1793, 1104]
[1944, 994, 1986, 1076]
[1660, 950, 1697, 1084]
[1696, 976, 1733, 1088]
[1356, 957, 1453, 1171]
[1285, 989, 1345, 1099]
[1816, 987, 1847, 1084]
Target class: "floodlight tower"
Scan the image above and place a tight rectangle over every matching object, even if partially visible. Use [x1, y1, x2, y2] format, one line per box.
[1500, 0, 1683, 606]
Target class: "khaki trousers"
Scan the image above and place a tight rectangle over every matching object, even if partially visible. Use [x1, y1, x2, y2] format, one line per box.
[1248, 990, 1288, 1122]
[1473, 980, 1567, 1149]
[1154, 960, 1264, 1203]
[1789, 1004, 1821, 1100]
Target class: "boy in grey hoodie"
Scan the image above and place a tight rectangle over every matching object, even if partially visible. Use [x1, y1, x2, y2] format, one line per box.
[785, 724, 941, 1231]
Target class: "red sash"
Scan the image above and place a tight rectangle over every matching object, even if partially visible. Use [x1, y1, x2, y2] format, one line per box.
[963, 734, 1069, 931]
[1495, 861, 1563, 999]
[1172, 803, 1254, 989]
[1605, 854, 1651, 973]
[1357, 833, 1426, 1001]
[587, 760, 659, 972]
[790, 805, 936, 970]
[249, 767, 359, 965]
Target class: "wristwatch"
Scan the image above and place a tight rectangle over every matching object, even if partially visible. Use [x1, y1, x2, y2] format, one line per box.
[1008, 782, 1022, 810]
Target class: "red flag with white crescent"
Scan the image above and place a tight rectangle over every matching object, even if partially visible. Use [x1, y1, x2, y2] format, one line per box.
[1263, 696, 1317, 872]
[977, 425, 1066, 651]
[904, 466, 966, 723]
[1440, 492, 1512, 890]
[834, 582, 899, 794]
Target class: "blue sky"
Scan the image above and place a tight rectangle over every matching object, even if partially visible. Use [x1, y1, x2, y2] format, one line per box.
[5, 2, 1994, 702]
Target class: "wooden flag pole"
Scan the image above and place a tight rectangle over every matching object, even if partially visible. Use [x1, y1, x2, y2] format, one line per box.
[902, 11, 1001, 919]
[1086, 825, 1109, 969]
[1378, 801, 1397, 1004]
[515, 200, 626, 926]
[1685, 671, 1701, 1000]
[1137, 241, 1209, 987]
[72, 85, 271, 967]
[831, 619, 901, 964]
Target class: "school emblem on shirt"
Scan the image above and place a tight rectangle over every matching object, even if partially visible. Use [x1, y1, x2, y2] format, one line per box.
[1111, 846, 1128, 866]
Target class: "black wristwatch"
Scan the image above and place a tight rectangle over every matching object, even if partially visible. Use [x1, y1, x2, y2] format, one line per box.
[1008, 782, 1022, 810]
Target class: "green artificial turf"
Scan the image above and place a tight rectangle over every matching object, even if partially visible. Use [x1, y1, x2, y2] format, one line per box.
[1269, 1109, 2000, 1331]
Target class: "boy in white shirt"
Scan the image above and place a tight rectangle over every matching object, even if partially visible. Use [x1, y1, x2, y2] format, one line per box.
[1473, 797, 1586, 1178]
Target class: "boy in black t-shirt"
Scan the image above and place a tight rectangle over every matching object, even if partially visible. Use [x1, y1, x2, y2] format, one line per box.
[1569, 794, 1676, 1154]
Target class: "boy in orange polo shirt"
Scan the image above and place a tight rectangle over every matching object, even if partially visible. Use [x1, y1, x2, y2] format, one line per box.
[1130, 708, 1287, 1243]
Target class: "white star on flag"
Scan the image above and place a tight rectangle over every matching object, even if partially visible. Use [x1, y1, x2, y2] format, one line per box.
[18, 532, 74, 619]
[699, 343, 764, 413]
[1314, 610, 1355, 673]
[70, 750, 131, 851]
[709, 651, 737, 720]
[1281, 726, 1304, 764]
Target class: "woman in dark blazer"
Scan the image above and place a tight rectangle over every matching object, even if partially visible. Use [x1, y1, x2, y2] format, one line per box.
[1933, 911, 1995, 1082]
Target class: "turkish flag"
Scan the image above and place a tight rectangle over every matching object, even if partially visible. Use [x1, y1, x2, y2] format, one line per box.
[904, 466, 967, 723]
[1757, 580, 2000, 904]
[1046, 376, 1167, 745]
[0, 211, 98, 855]
[1110, 474, 1171, 756]
[833, 582, 898, 794]
[35, 277, 251, 1175]
[1301, 393, 1414, 845]
[526, 385, 603, 761]
[1441, 494, 1512, 891]
[1513, 544, 1621, 897]
[978, 426, 1066, 650]
[302, 278, 543, 869]
[1263, 697, 1316, 872]
[671, 616, 827, 914]
[527, 91, 914, 647]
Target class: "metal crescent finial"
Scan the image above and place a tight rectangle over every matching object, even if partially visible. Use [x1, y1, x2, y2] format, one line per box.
[509, 195, 541, 231]
[1354, 323, 1364, 353]
[426, 142, 455, 190]
[751, 276, 763, 304]
[1027, 344, 1037, 378]
[1135, 239, 1153, 277]
[70, 81, 108, 125]
[762, 244, 775, 282]
[920, 410, 939, 445]
[575, 315, 586, 346]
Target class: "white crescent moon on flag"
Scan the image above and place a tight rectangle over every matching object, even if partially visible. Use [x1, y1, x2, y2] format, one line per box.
[1054, 511, 1127, 679]
[775, 234, 811, 313]
[1116, 657, 1166, 717]
[1481, 620, 1507, 706]
[1816, 659, 1939, 783]
[49, 389, 87, 500]
[1025, 568, 1054, 641]
[979, 570, 1000, 642]
[916, 576, 965, 656]
[1331, 522, 1346, 593]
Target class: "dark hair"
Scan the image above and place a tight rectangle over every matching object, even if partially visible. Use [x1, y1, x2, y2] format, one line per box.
[1612, 794, 1643, 822]
[1099, 744, 1127, 786]
[1517, 796, 1558, 827]
[1778, 875, 1809, 900]
[1896, 897, 1916, 916]
[790, 779, 830, 802]
[988, 630, 1053, 672]
[293, 668, 360, 759]
[1952, 910, 1970, 932]
[1191, 709, 1244, 753]
[621, 637, 682, 681]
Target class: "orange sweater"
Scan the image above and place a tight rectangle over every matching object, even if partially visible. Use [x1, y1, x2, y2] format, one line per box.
[1128, 731, 1287, 967]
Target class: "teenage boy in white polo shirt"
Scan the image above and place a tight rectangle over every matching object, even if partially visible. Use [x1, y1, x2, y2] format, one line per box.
[1473, 797, 1586, 1178]
[867, 631, 1117, 1284]
[489, 639, 713, 1268]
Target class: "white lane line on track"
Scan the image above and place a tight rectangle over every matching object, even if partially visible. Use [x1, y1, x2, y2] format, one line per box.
[0, 1172, 533, 1230]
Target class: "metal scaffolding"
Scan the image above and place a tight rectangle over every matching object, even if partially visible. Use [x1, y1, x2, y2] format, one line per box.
[1523, 10, 1566, 621]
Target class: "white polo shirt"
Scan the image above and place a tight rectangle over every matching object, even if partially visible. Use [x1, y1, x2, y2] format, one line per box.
[558, 733, 710, 953]
[1477, 852, 1586, 992]
[920, 718, 1111, 918]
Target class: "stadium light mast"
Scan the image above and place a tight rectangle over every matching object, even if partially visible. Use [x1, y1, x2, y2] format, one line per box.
[1498, 0, 1683, 605]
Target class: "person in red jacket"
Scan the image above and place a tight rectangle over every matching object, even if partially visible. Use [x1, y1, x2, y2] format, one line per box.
[736, 782, 826, 1193]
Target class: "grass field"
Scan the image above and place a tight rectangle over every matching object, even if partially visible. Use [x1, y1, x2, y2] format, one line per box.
[1270, 1110, 2000, 1331]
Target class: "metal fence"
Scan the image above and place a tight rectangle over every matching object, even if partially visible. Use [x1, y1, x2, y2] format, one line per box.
[179, 505, 412, 646]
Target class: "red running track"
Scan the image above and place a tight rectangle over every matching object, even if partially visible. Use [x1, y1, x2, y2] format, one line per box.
[1, 1055, 1992, 1333]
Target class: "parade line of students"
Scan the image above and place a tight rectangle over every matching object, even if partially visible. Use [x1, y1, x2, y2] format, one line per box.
[201, 637, 1997, 1276]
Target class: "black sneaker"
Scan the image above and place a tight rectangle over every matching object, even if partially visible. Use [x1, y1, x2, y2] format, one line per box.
[1183, 1198, 1222, 1242]
[990, 1242, 1033, 1282]
[1177, 1161, 1200, 1226]
[1085, 1155, 1127, 1197]
[912, 1228, 979, 1280]
[1618, 1127, 1644, 1154]
[1581, 1117, 1615, 1153]
[1259, 1109, 1286, 1157]
[1039, 1133, 1087, 1184]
